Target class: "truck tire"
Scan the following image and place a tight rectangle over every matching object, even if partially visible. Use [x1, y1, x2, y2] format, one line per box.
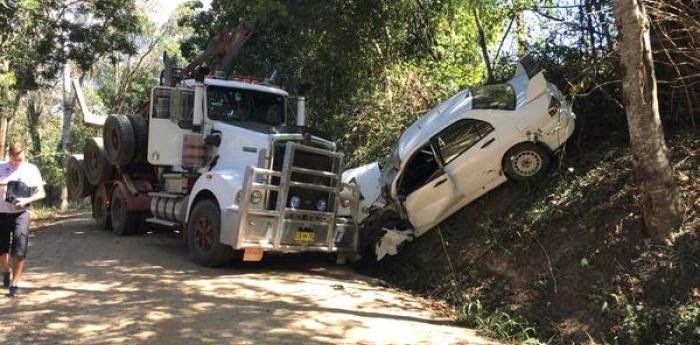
[66, 154, 93, 199]
[84, 137, 114, 185]
[92, 186, 111, 230]
[110, 186, 138, 236]
[104, 115, 135, 166]
[127, 114, 148, 163]
[502, 143, 551, 182]
[187, 199, 235, 267]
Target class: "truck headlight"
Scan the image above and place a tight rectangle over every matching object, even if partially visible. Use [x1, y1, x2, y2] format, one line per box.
[316, 199, 327, 212]
[250, 190, 262, 204]
[289, 195, 301, 209]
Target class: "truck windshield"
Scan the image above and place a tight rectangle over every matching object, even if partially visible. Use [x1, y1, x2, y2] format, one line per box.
[207, 86, 285, 125]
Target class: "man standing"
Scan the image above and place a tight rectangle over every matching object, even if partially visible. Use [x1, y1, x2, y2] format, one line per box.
[0, 143, 46, 297]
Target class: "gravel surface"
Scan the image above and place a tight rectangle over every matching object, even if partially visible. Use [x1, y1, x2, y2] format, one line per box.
[0, 213, 497, 345]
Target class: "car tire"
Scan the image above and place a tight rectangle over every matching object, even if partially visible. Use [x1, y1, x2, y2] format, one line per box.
[502, 143, 551, 182]
[187, 199, 235, 267]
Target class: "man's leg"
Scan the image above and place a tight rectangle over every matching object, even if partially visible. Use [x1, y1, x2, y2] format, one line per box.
[0, 214, 12, 287]
[9, 211, 29, 292]
[10, 257, 24, 287]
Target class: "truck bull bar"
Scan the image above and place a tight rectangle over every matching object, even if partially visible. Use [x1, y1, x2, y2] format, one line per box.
[233, 142, 359, 255]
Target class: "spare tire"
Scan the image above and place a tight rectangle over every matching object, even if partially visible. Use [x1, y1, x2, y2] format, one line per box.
[127, 114, 148, 163]
[83, 137, 114, 185]
[103, 115, 135, 166]
[66, 154, 93, 199]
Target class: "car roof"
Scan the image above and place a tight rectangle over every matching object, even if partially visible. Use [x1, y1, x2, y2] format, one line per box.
[396, 71, 532, 160]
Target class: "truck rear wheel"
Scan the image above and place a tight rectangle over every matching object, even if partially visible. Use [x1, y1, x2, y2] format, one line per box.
[110, 187, 138, 236]
[92, 186, 111, 230]
[187, 199, 235, 267]
[104, 115, 135, 166]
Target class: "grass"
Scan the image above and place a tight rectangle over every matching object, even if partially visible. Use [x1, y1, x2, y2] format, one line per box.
[31, 199, 91, 221]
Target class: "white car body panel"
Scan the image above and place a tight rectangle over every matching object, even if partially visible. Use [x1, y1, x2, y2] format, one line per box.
[347, 59, 576, 257]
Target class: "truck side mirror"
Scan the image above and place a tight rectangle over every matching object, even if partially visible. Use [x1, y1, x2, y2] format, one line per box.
[204, 132, 222, 147]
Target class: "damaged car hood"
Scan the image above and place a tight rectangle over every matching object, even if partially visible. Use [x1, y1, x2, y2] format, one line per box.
[340, 162, 385, 222]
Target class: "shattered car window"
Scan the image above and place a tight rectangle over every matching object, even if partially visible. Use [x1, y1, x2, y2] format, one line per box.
[471, 84, 516, 111]
[399, 143, 440, 195]
[436, 120, 493, 165]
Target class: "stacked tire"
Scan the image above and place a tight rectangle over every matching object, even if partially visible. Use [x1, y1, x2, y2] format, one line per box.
[66, 154, 94, 199]
[103, 114, 148, 166]
[66, 114, 150, 236]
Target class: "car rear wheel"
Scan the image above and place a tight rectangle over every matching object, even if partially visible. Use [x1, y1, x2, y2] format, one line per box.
[503, 143, 551, 182]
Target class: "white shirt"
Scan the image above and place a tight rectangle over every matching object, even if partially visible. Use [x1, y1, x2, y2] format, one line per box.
[0, 160, 45, 213]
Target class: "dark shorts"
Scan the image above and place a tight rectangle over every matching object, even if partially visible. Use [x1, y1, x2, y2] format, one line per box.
[0, 211, 30, 258]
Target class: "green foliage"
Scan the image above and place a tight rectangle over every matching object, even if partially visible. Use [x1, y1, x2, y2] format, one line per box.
[623, 302, 700, 345]
[460, 299, 545, 344]
[178, 0, 511, 164]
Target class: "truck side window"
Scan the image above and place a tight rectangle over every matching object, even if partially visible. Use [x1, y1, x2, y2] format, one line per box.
[399, 143, 440, 195]
[152, 88, 172, 119]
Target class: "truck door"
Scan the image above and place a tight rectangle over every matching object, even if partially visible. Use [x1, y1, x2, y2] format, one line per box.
[399, 143, 458, 230]
[148, 87, 195, 166]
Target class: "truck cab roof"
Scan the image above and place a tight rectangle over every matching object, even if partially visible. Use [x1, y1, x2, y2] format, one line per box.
[181, 78, 289, 97]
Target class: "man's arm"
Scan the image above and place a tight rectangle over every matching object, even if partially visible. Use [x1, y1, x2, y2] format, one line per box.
[15, 184, 46, 208]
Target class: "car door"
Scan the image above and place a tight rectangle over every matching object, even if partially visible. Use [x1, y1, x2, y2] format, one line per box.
[398, 142, 459, 230]
[435, 119, 500, 199]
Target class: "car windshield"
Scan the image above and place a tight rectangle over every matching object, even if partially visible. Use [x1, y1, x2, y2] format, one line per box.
[207, 86, 285, 125]
[471, 84, 516, 110]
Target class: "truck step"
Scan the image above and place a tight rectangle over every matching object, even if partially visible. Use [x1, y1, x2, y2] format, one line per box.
[148, 192, 183, 198]
[145, 217, 181, 228]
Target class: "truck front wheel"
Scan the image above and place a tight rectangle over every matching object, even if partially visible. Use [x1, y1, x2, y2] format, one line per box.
[187, 199, 235, 267]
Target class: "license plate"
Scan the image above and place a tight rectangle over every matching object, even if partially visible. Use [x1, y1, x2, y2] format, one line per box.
[294, 229, 315, 243]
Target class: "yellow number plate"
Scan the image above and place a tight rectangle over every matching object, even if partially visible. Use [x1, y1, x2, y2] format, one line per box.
[294, 230, 315, 243]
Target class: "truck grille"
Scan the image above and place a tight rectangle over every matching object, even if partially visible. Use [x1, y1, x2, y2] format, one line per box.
[269, 140, 339, 212]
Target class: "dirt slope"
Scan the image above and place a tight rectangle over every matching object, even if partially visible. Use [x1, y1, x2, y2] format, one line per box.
[368, 133, 700, 344]
[0, 213, 497, 345]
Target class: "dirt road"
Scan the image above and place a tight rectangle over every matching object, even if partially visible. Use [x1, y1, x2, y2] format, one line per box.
[0, 213, 495, 345]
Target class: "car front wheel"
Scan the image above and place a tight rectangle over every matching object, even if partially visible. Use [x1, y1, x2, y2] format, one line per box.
[502, 143, 551, 182]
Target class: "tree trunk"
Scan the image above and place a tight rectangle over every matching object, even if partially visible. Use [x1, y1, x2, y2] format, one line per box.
[27, 92, 42, 156]
[612, 0, 684, 240]
[0, 86, 8, 160]
[472, 8, 494, 83]
[58, 62, 74, 211]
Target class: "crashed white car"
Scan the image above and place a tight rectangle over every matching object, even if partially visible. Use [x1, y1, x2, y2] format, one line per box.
[342, 57, 575, 260]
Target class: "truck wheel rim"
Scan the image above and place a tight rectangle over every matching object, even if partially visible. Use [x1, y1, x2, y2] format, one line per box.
[513, 150, 541, 176]
[194, 217, 214, 251]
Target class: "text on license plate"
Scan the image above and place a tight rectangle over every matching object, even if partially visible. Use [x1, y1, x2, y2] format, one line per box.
[294, 229, 315, 243]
